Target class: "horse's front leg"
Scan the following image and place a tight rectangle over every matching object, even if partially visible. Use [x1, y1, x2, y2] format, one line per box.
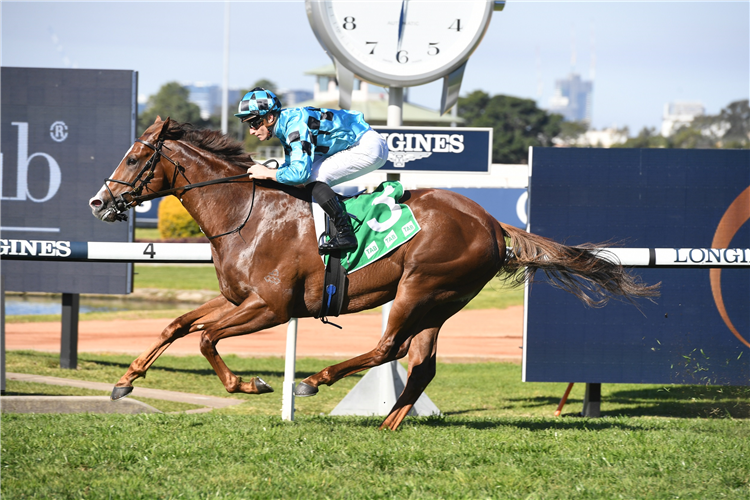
[198, 293, 286, 394]
[112, 296, 234, 399]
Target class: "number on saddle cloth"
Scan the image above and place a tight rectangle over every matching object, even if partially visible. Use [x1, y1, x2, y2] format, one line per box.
[313, 182, 422, 326]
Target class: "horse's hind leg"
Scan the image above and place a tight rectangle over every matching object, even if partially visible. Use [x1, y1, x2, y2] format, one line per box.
[380, 301, 465, 431]
[296, 296, 430, 394]
[112, 296, 234, 399]
[379, 325, 439, 431]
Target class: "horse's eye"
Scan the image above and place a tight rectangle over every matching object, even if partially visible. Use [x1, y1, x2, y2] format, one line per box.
[127, 157, 138, 166]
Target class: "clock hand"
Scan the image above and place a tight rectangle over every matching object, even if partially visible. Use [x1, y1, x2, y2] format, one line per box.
[397, 0, 409, 54]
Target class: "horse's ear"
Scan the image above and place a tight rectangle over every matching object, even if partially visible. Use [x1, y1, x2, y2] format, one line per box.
[148, 116, 171, 142]
[159, 117, 172, 140]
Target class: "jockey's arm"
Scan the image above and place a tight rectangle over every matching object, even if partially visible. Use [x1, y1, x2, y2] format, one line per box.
[247, 112, 313, 185]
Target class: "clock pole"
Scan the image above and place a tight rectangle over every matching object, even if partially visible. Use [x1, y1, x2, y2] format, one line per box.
[309, 0, 505, 419]
[387, 87, 404, 128]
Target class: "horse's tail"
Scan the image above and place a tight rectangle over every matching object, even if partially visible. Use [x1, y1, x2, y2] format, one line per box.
[499, 224, 660, 308]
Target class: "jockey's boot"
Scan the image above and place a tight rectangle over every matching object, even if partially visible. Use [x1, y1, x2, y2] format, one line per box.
[319, 196, 358, 254]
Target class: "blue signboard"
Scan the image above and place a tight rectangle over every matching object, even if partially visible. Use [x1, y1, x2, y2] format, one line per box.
[524, 148, 749, 386]
[373, 126, 492, 173]
[135, 198, 161, 228]
[450, 188, 527, 229]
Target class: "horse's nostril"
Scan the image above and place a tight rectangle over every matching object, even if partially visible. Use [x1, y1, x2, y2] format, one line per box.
[90, 198, 103, 208]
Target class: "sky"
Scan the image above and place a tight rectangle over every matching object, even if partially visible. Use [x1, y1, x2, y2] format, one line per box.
[2, 0, 748, 134]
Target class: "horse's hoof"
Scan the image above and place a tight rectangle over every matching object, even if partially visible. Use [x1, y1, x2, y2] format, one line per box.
[254, 377, 274, 394]
[294, 381, 319, 397]
[111, 386, 133, 400]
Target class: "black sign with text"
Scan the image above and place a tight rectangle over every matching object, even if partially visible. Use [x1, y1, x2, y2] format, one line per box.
[1, 67, 137, 294]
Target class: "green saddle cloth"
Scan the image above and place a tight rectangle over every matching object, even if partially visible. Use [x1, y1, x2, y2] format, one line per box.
[326, 181, 421, 273]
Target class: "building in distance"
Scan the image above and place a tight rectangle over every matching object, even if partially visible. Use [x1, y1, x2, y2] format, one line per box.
[548, 72, 593, 124]
[661, 101, 705, 137]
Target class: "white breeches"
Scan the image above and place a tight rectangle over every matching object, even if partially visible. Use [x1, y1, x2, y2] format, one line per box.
[308, 129, 389, 187]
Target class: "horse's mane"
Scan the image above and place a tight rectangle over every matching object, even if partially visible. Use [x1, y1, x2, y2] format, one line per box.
[158, 119, 310, 201]
[161, 120, 255, 171]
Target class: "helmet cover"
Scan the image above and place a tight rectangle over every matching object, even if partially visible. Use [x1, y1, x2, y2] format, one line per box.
[235, 87, 282, 119]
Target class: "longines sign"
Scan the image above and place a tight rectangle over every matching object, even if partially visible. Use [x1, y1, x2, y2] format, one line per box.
[0, 67, 137, 294]
[372, 126, 492, 173]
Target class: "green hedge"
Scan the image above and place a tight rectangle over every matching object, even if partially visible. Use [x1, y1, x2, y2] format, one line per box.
[157, 196, 202, 239]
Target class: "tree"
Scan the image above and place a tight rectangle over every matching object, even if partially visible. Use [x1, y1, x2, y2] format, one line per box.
[697, 99, 749, 148]
[614, 99, 749, 150]
[250, 78, 279, 93]
[458, 91, 562, 164]
[205, 78, 284, 143]
[556, 120, 589, 145]
[138, 82, 207, 135]
[611, 127, 668, 149]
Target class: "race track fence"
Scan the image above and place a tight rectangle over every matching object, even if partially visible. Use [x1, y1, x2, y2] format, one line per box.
[3, 240, 749, 419]
[3, 239, 749, 267]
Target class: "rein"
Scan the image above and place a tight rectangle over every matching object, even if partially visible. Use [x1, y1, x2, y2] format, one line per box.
[105, 138, 275, 240]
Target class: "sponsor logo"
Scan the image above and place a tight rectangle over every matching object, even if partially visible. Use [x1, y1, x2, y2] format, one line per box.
[0, 239, 71, 257]
[384, 230, 398, 248]
[387, 152, 432, 168]
[364, 241, 379, 259]
[49, 121, 69, 142]
[379, 132, 465, 168]
[674, 248, 750, 264]
[710, 185, 750, 349]
[380, 133, 465, 154]
[2, 122, 62, 202]
[401, 220, 416, 238]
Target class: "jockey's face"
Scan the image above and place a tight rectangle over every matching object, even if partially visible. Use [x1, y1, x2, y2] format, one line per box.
[246, 113, 276, 141]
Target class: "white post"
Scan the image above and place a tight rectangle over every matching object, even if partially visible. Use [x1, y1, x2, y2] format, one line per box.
[378, 301, 394, 414]
[281, 317, 298, 421]
[381, 87, 403, 407]
[384, 86, 403, 344]
[220, 1, 230, 135]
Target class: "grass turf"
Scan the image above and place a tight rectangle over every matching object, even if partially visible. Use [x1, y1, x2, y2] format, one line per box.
[2, 350, 748, 499]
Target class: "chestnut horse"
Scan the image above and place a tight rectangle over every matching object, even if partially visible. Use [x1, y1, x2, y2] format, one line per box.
[89, 118, 658, 430]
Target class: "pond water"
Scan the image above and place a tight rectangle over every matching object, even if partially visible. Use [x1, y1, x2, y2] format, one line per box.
[4, 295, 188, 316]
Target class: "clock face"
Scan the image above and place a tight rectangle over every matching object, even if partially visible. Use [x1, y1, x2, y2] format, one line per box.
[307, 0, 493, 87]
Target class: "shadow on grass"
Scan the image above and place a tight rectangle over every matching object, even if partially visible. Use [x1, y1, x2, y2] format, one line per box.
[444, 388, 749, 420]
[78, 357, 351, 381]
[10, 351, 288, 380]
[306, 415, 646, 432]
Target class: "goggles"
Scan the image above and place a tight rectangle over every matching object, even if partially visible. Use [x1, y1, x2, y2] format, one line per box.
[243, 115, 264, 130]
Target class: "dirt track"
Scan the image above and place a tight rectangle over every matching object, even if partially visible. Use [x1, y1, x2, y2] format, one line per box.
[6, 307, 524, 362]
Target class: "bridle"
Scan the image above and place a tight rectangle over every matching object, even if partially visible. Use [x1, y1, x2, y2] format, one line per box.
[103, 137, 274, 240]
[103, 138, 183, 218]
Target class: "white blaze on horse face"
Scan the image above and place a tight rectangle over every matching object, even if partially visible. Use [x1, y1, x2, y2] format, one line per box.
[89, 144, 135, 209]
[106, 143, 135, 189]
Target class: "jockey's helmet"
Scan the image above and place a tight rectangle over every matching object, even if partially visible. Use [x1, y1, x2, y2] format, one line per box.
[235, 87, 282, 121]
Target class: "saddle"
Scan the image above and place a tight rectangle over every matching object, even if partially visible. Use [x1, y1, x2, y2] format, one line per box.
[312, 181, 422, 328]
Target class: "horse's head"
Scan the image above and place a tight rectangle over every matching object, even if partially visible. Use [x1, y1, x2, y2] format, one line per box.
[89, 116, 180, 223]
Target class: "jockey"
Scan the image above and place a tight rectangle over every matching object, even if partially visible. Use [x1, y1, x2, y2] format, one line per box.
[235, 87, 389, 253]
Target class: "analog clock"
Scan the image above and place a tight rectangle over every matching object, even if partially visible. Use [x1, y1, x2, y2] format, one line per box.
[306, 0, 502, 112]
